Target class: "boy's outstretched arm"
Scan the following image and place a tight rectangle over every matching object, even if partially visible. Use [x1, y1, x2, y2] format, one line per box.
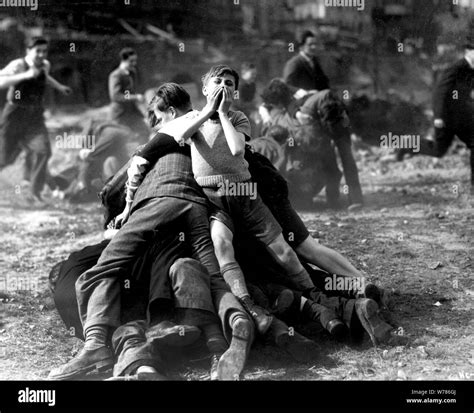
[218, 87, 245, 156]
[159, 87, 223, 143]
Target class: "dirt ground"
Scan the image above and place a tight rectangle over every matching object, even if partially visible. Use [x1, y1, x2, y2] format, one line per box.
[0, 134, 473, 381]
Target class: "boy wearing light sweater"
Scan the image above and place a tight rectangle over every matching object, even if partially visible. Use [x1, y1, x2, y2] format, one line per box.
[151, 65, 319, 334]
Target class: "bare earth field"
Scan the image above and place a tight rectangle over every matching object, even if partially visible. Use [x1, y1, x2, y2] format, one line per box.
[0, 142, 473, 381]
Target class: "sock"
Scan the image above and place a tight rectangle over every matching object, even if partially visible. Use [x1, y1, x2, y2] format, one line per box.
[300, 296, 308, 311]
[228, 310, 249, 330]
[84, 325, 108, 350]
[221, 262, 249, 299]
[202, 323, 228, 355]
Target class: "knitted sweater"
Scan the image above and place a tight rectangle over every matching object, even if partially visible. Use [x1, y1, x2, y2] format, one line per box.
[191, 110, 252, 187]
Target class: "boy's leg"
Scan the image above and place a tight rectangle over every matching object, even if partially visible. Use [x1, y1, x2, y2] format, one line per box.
[50, 198, 195, 379]
[319, 135, 343, 207]
[210, 218, 273, 334]
[455, 126, 474, 191]
[76, 197, 194, 332]
[208, 267, 255, 380]
[231, 193, 316, 292]
[167, 257, 228, 380]
[23, 125, 51, 199]
[330, 123, 363, 206]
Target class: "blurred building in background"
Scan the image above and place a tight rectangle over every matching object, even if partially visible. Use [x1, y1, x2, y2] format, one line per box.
[0, 0, 473, 107]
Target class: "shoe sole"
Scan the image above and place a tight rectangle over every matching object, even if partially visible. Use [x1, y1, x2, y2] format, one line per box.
[48, 357, 114, 380]
[217, 319, 252, 380]
[358, 299, 393, 345]
[148, 326, 201, 348]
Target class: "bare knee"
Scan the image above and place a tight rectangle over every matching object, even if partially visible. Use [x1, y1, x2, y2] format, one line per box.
[211, 223, 235, 263]
[269, 237, 300, 270]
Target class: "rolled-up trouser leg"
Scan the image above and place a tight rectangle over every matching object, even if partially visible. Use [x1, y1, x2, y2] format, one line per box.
[111, 320, 164, 377]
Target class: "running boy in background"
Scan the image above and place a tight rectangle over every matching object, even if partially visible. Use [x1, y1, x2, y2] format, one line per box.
[0, 37, 72, 204]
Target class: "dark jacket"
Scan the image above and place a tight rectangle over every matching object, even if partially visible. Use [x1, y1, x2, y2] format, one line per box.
[283, 53, 330, 92]
[433, 58, 474, 124]
[108, 67, 141, 119]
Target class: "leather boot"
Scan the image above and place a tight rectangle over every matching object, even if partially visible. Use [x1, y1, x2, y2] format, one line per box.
[239, 295, 273, 335]
[48, 346, 114, 380]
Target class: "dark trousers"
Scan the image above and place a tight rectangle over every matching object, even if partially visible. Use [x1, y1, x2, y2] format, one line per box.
[75, 197, 229, 332]
[418, 123, 474, 187]
[327, 122, 364, 205]
[0, 103, 51, 196]
[54, 241, 224, 338]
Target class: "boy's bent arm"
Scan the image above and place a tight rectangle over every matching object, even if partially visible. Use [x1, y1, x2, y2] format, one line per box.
[159, 110, 211, 144]
[219, 112, 245, 156]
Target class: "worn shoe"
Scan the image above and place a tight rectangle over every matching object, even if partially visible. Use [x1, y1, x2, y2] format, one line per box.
[240, 296, 273, 335]
[217, 318, 253, 380]
[146, 320, 201, 347]
[361, 283, 392, 310]
[326, 318, 349, 342]
[48, 346, 114, 380]
[355, 298, 393, 345]
[275, 329, 320, 363]
[271, 288, 295, 316]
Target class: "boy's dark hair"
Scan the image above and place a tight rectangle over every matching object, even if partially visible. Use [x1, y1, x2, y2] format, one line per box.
[300, 30, 316, 47]
[26, 37, 48, 49]
[147, 82, 192, 128]
[119, 47, 137, 61]
[241, 62, 256, 72]
[201, 65, 240, 90]
[266, 125, 289, 144]
[261, 78, 293, 108]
